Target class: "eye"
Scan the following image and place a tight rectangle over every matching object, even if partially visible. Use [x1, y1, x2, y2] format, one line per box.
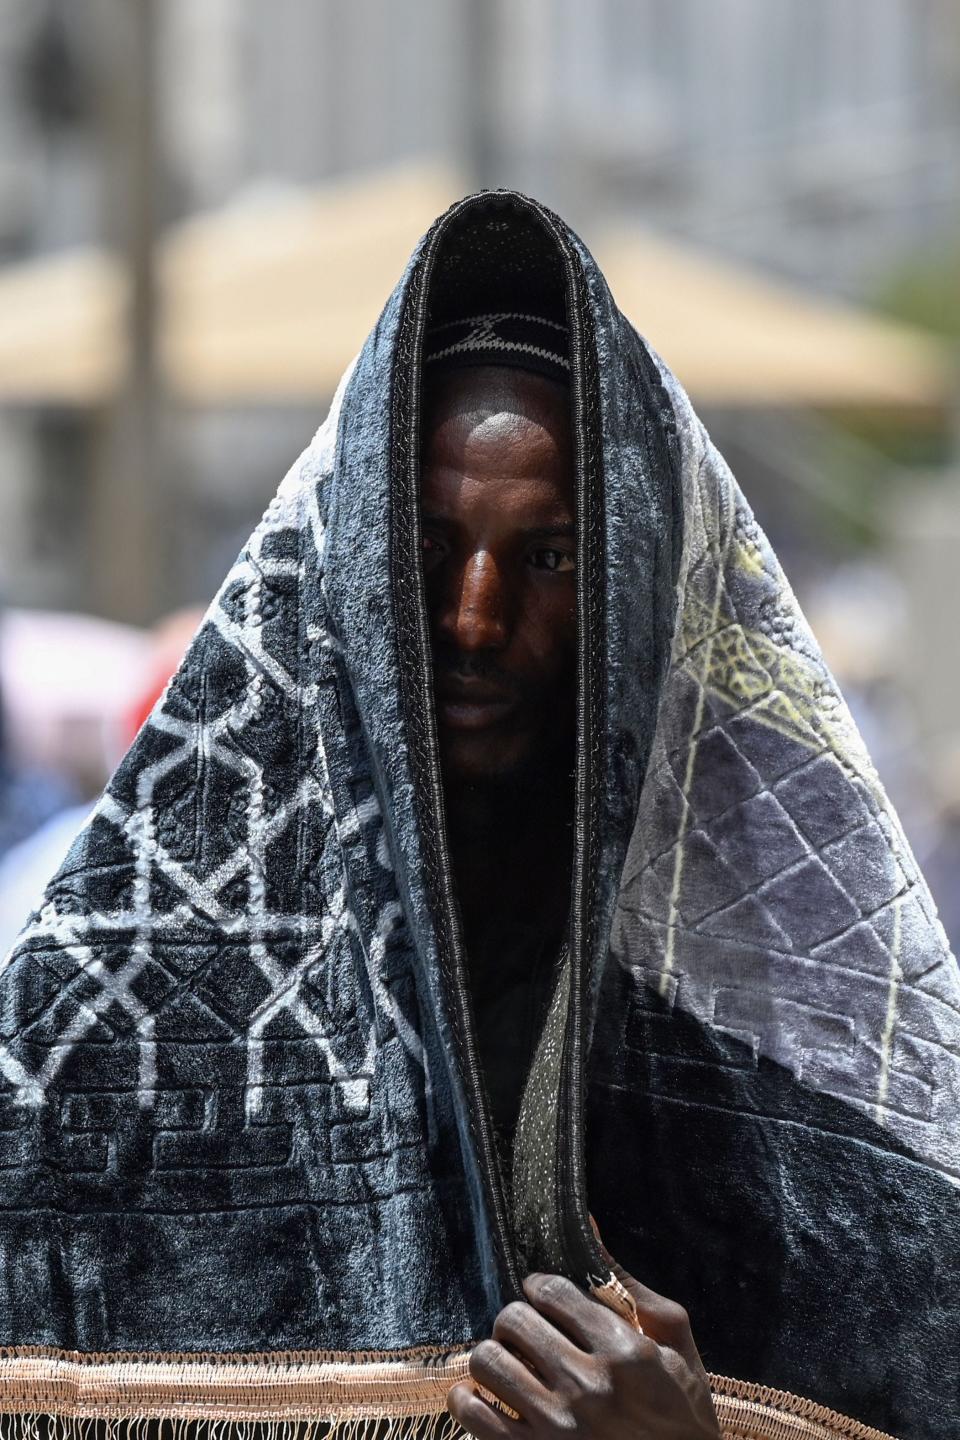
[421, 533, 447, 568]
[528, 547, 575, 573]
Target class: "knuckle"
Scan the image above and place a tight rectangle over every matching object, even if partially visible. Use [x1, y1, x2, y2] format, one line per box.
[469, 1339, 502, 1377]
[529, 1272, 574, 1305]
[636, 1331, 660, 1362]
[608, 1327, 651, 1370]
[662, 1300, 690, 1333]
[543, 1406, 578, 1435]
[576, 1365, 614, 1405]
[494, 1300, 534, 1340]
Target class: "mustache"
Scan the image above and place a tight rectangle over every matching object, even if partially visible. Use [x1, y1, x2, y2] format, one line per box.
[430, 646, 527, 700]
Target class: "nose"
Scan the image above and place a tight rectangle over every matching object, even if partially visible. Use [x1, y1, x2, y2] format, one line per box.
[434, 549, 509, 653]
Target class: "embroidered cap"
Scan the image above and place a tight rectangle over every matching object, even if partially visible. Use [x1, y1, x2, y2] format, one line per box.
[424, 310, 569, 385]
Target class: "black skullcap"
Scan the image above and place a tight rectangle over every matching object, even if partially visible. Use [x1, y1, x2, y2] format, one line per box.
[423, 311, 569, 386]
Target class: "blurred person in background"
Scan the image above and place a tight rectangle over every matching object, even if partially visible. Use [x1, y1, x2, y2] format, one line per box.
[0, 606, 202, 955]
[0, 608, 78, 865]
[0, 692, 75, 866]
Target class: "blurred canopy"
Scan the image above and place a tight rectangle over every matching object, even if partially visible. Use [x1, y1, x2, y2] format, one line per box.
[0, 162, 949, 410]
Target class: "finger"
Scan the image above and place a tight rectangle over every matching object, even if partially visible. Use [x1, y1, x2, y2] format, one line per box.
[469, 1339, 555, 1425]
[493, 1298, 587, 1384]
[521, 1273, 625, 1353]
[447, 1382, 526, 1440]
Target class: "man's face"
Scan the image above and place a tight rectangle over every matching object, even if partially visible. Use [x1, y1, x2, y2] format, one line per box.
[420, 365, 577, 788]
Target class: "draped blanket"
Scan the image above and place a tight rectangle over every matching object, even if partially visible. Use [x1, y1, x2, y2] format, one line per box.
[0, 192, 955, 1440]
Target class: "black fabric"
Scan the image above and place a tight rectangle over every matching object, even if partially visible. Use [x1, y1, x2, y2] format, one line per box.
[424, 311, 570, 386]
[587, 980, 959, 1437]
[471, 929, 563, 1154]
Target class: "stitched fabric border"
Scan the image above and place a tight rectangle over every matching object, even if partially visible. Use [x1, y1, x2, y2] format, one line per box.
[0, 1346, 470, 1421]
[709, 1374, 898, 1440]
[0, 1351, 899, 1438]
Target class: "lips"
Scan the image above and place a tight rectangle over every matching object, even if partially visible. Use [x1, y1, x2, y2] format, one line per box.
[433, 678, 518, 731]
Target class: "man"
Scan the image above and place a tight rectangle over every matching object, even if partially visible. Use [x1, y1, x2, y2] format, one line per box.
[0, 191, 954, 1440]
[421, 357, 718, 1438]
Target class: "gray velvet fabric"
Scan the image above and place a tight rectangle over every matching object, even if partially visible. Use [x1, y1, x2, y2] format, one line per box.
[605, 354, 959, 1184]
[0, 191, 955, 1439]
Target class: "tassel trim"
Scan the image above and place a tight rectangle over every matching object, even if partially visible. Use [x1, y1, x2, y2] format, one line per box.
[0, 1346, 470, 1421]
[709, 1374, 898, 1440]
[0, 1349, 899, 1439]
[0, 1416, 463, 1440]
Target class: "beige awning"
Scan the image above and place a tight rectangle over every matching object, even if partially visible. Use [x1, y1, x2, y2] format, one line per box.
[158, 165, 460, 402]
[0, 162, 948, 409]
[0, 248, 125, 404]
[597, 225, 948, 409]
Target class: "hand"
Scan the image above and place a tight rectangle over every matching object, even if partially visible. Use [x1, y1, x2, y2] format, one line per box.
[447, 1262, 720, 1440]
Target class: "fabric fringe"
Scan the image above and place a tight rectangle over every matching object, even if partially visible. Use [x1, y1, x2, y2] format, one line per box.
[0, 1348, 471, 1425]
[0, 1393, 902, 1440]
[0, 1369, 899, 1440]
[0, 1414, 468, 1440]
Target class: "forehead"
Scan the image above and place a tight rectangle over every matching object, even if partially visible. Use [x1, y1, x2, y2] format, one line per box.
[423, 365, 570, 439]
[421, 366, 573, 491]
[417, 368, 569, 527]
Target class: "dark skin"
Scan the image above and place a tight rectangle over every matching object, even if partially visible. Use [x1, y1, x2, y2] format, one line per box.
[420, 367, 720, 1440]
[421, 367, 578, 979]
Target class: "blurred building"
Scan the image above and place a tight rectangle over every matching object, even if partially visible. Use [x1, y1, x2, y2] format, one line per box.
[153, 1, 960, 296]
[1, 0, 957, 613]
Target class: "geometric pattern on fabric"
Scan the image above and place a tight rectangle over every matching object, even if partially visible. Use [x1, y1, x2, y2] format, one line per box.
[0, 384, 435, 1211]
[611, 366, 960, 1184]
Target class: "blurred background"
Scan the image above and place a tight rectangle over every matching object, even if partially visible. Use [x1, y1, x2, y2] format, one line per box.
[0, 0, 958, 951]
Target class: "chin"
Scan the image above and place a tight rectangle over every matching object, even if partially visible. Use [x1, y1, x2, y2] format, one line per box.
[437, 731, 535, 789]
